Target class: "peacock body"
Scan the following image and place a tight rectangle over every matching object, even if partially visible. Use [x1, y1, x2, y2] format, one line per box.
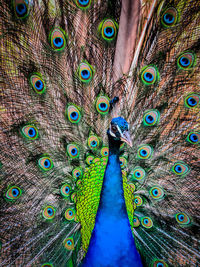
[80, 118, 142, 267]
[0, 0, 200, 267]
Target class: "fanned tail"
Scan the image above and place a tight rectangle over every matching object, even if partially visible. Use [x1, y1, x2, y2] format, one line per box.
[0, 0, 200, 266]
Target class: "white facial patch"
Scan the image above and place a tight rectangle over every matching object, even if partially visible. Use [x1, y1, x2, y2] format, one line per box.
[110, 124, 122, 137]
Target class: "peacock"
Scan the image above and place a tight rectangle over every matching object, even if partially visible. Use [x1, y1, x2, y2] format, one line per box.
[0, 0, 199, 267]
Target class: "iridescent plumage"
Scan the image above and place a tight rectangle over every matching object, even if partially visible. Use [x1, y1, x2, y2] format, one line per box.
[0, 0, 199, 266]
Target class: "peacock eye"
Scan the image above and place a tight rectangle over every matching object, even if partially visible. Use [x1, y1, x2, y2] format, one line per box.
[177, 52, 195, 69]
[72, 167, 82, 179]
[65, 208, 75, 221]
[132, 166, 146, 181]
[66, 104, 81, 123]
[153, 259, 168, 267]
[63, 237, 74, 250]
[137, 145, 153, 159]
[38, 157, 53, 171]
[41, 263, 53, 267]
[187, 132, 200, 144]
[67, 144, 80, 159]
[101, 147, 109, 157]
[161, 7, 178, 27]
[88, 135, 100, 150]
[141, 66, 159, 85]
[141, 217, 153, 228]
[61, 184, 71, 197]
[133, 216, 140, 227]
[43, 206, 55, 220]
[128, 183, 135, 192]
[143, 110, 160, 126]
[78, 62, 94, 83]
[111, 125, 117, 132]
[71, 192, 77, 203]
[6, 186, 22, 201]
[185, 94, 199, 108]
[150, 186, 164, 200]
[96, 96, 110, 115]
[86, 155, 94, 165]
[50, 28, 66, 51]
[21, 125, 39, 140]
[119, 157, 127, 169]
[30, 74, 46, 94]
[99, 19, 118, 42]
[175, 212, 190, 225]
[76, 0, 91, 9]
[76, 179, 82, 187]
[134, 195, 143, 207]
[171, 162, 190, 176]
[14, 0, 29, 18]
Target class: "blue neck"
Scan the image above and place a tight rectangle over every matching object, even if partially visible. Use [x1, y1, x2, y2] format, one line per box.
[81, 135, 143, 267]
[98, 136, 126, 215]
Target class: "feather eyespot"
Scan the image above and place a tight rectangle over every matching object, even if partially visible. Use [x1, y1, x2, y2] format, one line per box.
[61, 184, 71, 197]
[101, 147, 109, 157]
[67, 144, 80, 159]
[161, 7, 178, 27]
[88, 135, 100, 150]
[30, 74, 46, 94]
[43, 206, 55, 220]
[21, 125, 38, 140]
[141, 66, 159, 85]
[63, 237, 74, 250]
[134, 195, 143, 207]
[185, 94, 199, 108]
[171, 162, 190, 176]
[99, 19, 118, 42]
[38, 156, 53, 171]
[137, 145, 153, 159]
[71, 192, 77, 203]
[153, 259, 168, 267]
[143, 110, 160, 126]
[119, 157, 127, 169]
[132, 166, 146, 181]
[76, 179, 82, 187]
[150, 186, 164, 200]
[96, 96, 110, 115]
[50, 28, 66, 51]
[66, 105, 81, 123]
[141, 217, 153, 228]
[76, 0, 91, 9]
[187, 132, 200, 144]
[78, 62, 94, 83]
[86, 155, 94, 165]
[41, 264, 53, 267]
[133, 216, 140, 227]
[72, 167, 82, 179]
[129, 183, 135, 191]
[177, 52, 195, 69]
[14, 0, 29, 19]
[6, 186, 22, 201]
[175, 212, 190, 225]
[65, 208, 75, 221]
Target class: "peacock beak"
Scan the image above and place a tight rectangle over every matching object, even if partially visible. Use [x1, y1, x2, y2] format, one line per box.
[120, 130, 132, 147]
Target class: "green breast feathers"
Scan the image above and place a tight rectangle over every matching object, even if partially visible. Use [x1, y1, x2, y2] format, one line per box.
[76, 157, 136, 252]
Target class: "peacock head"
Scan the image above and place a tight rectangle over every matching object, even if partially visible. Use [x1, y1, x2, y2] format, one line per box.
[108, 117, 132, 147]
